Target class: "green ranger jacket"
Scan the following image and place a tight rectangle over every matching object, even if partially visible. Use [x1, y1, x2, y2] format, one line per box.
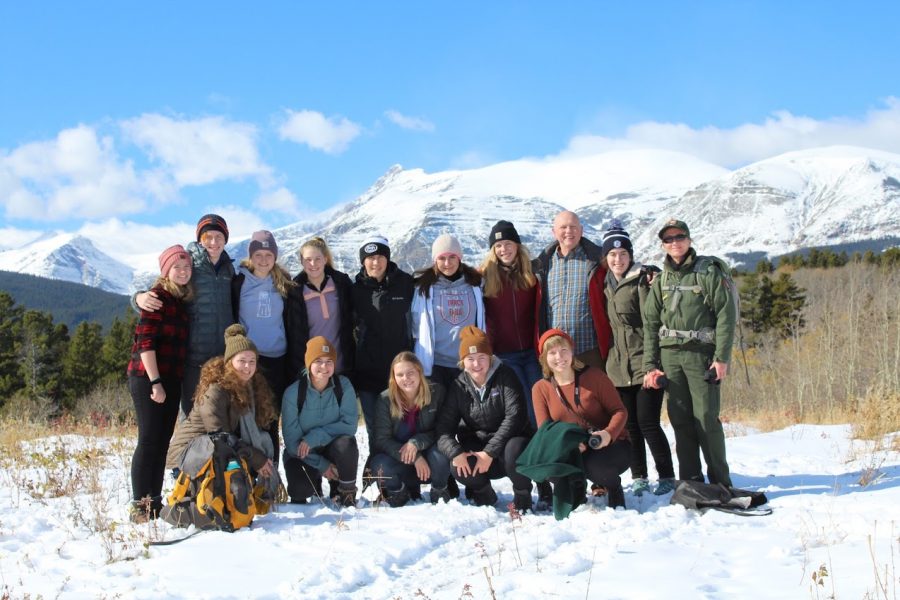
[642, 248, 737, 370]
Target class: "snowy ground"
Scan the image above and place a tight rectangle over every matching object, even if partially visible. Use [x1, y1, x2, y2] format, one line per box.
[1, 424, 898, 599]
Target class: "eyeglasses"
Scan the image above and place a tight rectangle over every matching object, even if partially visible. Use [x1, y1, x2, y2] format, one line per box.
[662, 234, 689, 244]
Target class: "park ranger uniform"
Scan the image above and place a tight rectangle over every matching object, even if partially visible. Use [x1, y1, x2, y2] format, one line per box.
[642, 233, 736, 487]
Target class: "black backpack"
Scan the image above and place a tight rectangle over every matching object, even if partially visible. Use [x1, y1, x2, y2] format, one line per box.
[670, 480, 771, 516]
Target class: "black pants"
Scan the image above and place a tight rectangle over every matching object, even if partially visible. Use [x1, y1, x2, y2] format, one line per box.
[180, 364, 202, 417]
[452, 436, 532, 492]
[581, 439, 632, 489]
[258, 354, 286, 468]
[130, 375, 181, 501]
[430, 365, 461, 389]
[283, 435, 359, 501]
[618, 385, 675, 480]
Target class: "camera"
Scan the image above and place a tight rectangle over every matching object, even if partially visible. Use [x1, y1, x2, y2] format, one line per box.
[704, 367, 720, 385]
[587, 429, 603, 449]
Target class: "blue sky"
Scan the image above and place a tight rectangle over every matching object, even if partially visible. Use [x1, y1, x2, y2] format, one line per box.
[2, 1, 899, 248]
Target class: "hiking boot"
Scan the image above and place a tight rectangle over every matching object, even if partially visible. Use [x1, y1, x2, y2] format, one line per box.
[513, 489, 533, 513]
[606, 483, 625, 509]
[470, 484, 498, 507]
[383, 484, 410, 508]
[654, 478, 676, 496]
[447, 476, 460, 499]
[430, 486, 451, 504]
[129, 500, 151, 524]
[632, 478, 650, 496]
[328, 479, 340, 500]
[409, 485, 422, 502]
[337, 483, 358, 508]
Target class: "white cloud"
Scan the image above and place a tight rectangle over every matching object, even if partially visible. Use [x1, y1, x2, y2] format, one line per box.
[0, 125, 155, 220]
[278, 109, 361, 154]
[384, 110, 435, 133]
[450, 150, 495, 170]
[256, 187, 302, 217]
[121, 114, 271, 186]
[563, 97, 900, 167]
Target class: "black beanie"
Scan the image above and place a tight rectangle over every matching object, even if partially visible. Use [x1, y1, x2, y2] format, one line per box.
[601, 220, 633, 257]
[196, 213, 229, 244]
[359, 235, 391, 263]
[488, 220, 521, 247]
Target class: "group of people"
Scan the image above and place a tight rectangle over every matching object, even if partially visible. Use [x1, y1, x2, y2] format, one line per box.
[126, 209, 737, 522]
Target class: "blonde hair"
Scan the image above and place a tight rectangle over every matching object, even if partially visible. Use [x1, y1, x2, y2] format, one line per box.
[299, 237, 334, 269]
[538, 334, 585, 378]
[480, 242, 536, 298]
[387, 352, 432, 419]
[152, 276, 194, 303]
[238, 258, 296, 297]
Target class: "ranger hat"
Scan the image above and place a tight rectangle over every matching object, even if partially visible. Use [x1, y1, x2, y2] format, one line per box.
[658, 218, 690, 240]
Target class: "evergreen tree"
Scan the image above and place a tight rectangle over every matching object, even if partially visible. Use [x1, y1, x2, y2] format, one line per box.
[0, 292, 25, 404]
[20, 310, 68, 403]
[769, 273, 807, 337]
[739, 274, 774, 337]
[62, 321, 104, 410]
[99, 314, 136, 383]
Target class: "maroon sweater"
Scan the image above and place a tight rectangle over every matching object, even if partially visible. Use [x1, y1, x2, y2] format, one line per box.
[126, 287, 190, 380]
[484, 273, 538, 354]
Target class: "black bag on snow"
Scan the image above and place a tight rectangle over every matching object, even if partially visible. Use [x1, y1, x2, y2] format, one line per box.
[670, 480, 771, 516]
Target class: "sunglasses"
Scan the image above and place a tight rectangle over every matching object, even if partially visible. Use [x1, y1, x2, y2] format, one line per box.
[662, 234, 689, 244]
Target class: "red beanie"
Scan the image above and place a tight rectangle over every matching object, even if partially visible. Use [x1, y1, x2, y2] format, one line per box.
[537, 328, 574, 355]
[158, 244, 189, 276]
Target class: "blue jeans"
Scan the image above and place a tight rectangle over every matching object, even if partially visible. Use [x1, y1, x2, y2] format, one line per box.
[497, 349, 542, 428]
[368, 446, 451, 492]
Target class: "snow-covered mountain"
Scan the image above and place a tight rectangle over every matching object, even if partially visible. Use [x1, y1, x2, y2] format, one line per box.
[2, 146, 898, 292]
[0, 233, 134, 294]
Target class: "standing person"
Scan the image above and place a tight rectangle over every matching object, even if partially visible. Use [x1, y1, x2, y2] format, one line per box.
[412, 233, 485, 388]
[285, 237, 354, 385]
[601, 223, 675, 496]
[281, 337, 359, 507]
[351, 235, 414, 437]
[642, 219, 736, 487]
[435, 326, 533, 510]
[480, 220, 541, 427]
[368, 352, 452, 506]
[533, 210, 612, 370]
[135, 214, 235, 415]
[127, 245, 193, 523]
[165, 324, 276, 485]
[531, 329, 630, 508]
[232, 230, 294, 465]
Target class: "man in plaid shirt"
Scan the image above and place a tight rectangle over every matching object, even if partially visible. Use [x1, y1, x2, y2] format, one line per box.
[533, 211, 612, 369]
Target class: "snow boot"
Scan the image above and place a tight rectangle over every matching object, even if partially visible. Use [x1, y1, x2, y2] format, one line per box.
[470, 484, 498, 507]
[536, 480, 553, 510]
[654, 478, 676, 496]
[383, 484, 410, 508]
[430, 486, 451, 504]
[337, 482, 358, 508]
[632, 478, 650, 496]
[606, 483, 625, 509]
[513, 488, 533, 513]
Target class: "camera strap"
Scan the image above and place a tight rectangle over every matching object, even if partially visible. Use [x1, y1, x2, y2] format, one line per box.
[552, 369, 592, 430]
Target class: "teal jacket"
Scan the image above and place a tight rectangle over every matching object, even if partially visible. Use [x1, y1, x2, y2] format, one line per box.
[281, 372, 358, 472]
[516, 421, 590, 520]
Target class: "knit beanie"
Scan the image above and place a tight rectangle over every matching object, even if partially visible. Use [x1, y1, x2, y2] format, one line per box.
[305, 336, 337, 370]
[488, 220, 521, 247]
[432, 233, 463, 262]
[248, 230, 278, 260]
[224, 324, 258, 362]
[158, 244, 189, 276]
[537, 328, 575, 355]
[601, 220, 633, 257]
[196, 213, 230, 243]
[359, 235, 391, 264]
[458, 325, 492, 359]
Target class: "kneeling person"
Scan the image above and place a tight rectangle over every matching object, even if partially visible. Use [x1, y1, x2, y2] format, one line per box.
[282, 337, 359, 506]
[369, 352, 452, 506]
[436, 326, 533, 510]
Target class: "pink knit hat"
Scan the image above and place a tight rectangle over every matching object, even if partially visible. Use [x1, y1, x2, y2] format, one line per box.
[158, 244, 189, 276]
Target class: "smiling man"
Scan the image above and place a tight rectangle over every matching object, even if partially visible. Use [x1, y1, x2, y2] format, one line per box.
[533, 210, 612, 369]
